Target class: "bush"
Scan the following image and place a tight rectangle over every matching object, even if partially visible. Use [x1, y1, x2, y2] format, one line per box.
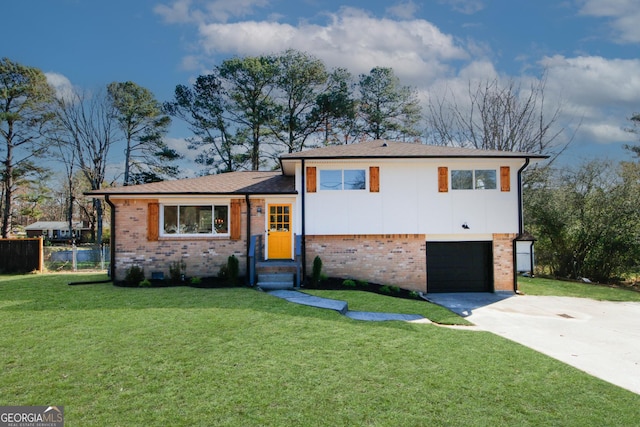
[169, 259, 186, 284]
[379, 285, 400, 295]
[312, 256, 323, 284]
[356, 279, 369, 288]
[139, 279, 152, 288]
[189, 276, 202, 285]
[227, 255, 239, 285]
[125, 265, 145, 287]
[342, 279, 356, 287]
[218, 265, 229, 280]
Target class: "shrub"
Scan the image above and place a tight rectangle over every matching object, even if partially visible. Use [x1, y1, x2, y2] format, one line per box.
[227, 255, 239, 285]
[218, 265, 229, 280]
[356, 279, 369, 288]
[342, 279, 356, 287]
[169, 259, 186, 284]
[139, 279, 152, 288]
[125, 265, 145, 287]
[379, 285, 400, 295]
[189, 276, 202, 285]
[409, 290, 421, 299]
[312, 256, 323, 284]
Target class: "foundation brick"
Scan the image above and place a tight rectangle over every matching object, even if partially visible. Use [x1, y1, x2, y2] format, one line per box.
[493, 233, 517, 291]
[305, 234, 427, 292]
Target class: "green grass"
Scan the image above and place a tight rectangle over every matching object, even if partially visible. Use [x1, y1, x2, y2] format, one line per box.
[301, 289, 472, 325]
[518, 276, 640, 301]
[1, 273, 639, 426]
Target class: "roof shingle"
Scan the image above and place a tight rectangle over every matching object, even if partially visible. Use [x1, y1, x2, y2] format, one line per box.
[88, 171, 295, 196]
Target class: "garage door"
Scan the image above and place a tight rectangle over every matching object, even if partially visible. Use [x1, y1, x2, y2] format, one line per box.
[426, 242, 493, 293]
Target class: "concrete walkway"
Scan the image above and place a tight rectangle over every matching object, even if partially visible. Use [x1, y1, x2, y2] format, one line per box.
[427, 293, 640, 395]
[267, 290, 428, 322]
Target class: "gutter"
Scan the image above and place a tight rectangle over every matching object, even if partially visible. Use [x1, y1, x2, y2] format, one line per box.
[512, 158, 530, 293]
[300, 159, 307, 282]
[245, 194, 251, 286]
[105, 195, 116, 280]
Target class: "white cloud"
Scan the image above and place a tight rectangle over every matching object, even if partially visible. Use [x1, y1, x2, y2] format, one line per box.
[578, 0, 640, 43]
[45, 72, 75, 102]
[197, 7, 468, 84]
[386, 1, 420, 19]
[578, 122, 635, 144]
[541, 55, 640, 107]
[438, 0, 485, 15]
[540, 55, 640, 144]
[154, 0, 196, 24]
[154, 0, 269, 24]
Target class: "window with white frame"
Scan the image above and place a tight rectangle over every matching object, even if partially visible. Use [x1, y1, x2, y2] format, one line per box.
[319, 169, 366, 190]
[161, 204, 229, 235]
[451, 169, 497, 190]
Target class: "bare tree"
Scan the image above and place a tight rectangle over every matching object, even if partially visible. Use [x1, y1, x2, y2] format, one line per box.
[54, 88, 117, 244]
[426, 75, 568, 157]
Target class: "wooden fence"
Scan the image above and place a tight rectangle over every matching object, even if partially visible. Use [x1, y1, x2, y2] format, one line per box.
[0, 238, 43, 273]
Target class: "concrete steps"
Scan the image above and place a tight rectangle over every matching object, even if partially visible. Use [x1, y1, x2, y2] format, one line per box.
[257, 273, 295, 291]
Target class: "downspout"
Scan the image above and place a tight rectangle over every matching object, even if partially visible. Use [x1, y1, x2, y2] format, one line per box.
[245, 194, 251, 286]
[300, 159, 307, 282]
[105, 195, 116, 280]
[513, 158, 530, 293]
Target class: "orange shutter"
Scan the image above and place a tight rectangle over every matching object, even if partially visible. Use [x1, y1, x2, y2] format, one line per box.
[369, 166, 380, 192]
[306, 167, 317, 193]
[148, 202, 159, 241]
[500, 166, 511, 192]
[230, 199, 241, 240]
[438, 167, 448, 192]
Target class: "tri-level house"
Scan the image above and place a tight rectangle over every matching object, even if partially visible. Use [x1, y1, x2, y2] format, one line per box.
[90, 140, 546, 293]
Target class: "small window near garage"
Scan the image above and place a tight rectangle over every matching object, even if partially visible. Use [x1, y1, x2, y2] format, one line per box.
[162, 204, 228, 236]
[451, 169, 497, 190]
[319, 169, 366, 190]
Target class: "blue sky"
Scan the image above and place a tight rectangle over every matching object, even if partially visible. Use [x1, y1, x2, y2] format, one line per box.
[3, 0, 640, 176]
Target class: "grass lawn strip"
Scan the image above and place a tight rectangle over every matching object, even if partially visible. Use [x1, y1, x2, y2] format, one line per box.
[0, 273, 638, 426]
[301, 289, 472, 325]
[518, 276, 640, 301]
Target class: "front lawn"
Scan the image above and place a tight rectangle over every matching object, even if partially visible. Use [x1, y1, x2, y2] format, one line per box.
[1, 273, 638, 426]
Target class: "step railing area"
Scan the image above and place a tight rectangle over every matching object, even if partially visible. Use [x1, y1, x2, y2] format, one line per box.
[249, 234, 302, 288]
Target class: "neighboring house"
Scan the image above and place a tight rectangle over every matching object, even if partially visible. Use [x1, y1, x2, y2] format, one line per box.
[88, 140, 546, 293]
[24, 221, 91, 243]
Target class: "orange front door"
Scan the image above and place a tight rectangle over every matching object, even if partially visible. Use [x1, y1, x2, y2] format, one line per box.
[267, 204, 292, 259]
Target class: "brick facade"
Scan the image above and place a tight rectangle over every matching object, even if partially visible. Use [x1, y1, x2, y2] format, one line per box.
[305, 234, 427, 292]
[112, 198, 516, 292]
[111, 198, 266, 281]
[493, 233, 517, 291]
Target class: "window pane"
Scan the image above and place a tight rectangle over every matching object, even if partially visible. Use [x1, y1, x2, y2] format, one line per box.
[475, 170, 496, 189]
[344, 169, 366, 190]
[163, 206, 178, 233]
[179, 206, 212, 234]
[451, 170, 473, 190]
[320, 170, 342, 190]
[214, 205, 228, 234]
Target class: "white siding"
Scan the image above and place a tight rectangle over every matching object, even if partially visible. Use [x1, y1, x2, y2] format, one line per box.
[298, 158, 524, 236]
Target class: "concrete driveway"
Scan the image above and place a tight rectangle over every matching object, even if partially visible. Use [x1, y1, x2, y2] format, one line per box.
[426, 293, 640, 395]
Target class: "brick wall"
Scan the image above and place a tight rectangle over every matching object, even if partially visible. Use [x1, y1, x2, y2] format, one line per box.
[305, 234, 427, 292]
[111, 198, 261, 281]
[493, 233, 517, 291]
